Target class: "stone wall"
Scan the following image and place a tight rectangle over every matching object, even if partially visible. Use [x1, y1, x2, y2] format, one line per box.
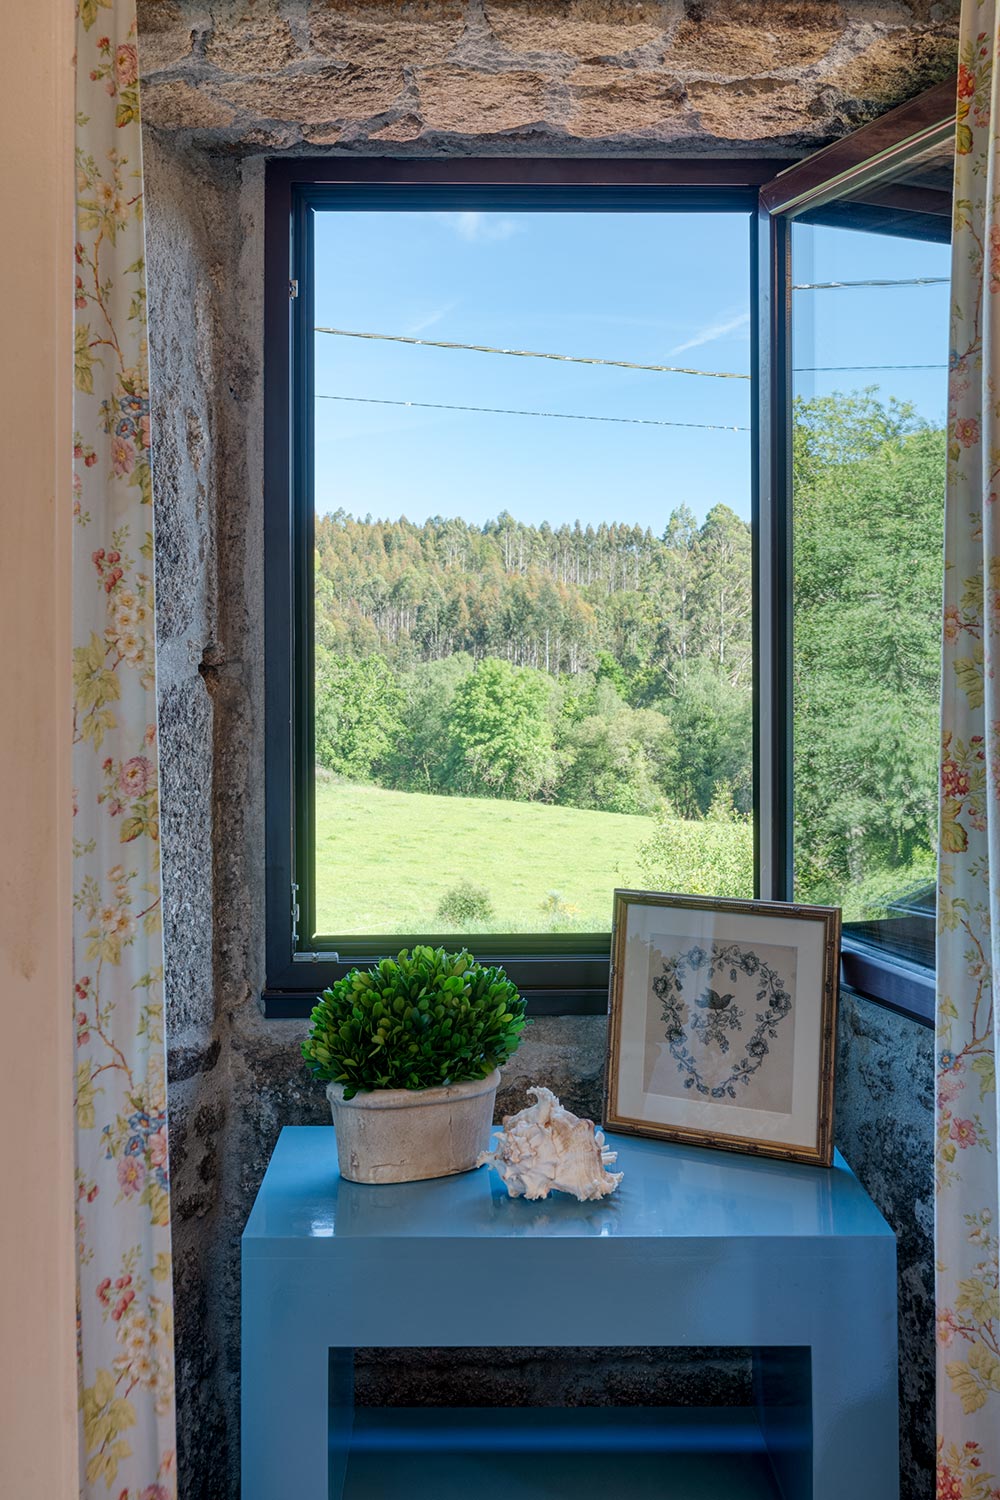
[137, 0, 959, 156]
[142, 4, 949, 1495]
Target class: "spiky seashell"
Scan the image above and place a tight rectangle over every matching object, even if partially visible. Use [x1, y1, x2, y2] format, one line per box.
[476, 1086, 623, 1201]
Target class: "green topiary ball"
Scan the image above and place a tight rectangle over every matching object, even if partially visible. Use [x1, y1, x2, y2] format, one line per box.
[301, 945, 527, 1100]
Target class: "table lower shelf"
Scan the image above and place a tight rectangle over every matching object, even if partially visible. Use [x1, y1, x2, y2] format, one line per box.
[340, 1407, 783, 1500]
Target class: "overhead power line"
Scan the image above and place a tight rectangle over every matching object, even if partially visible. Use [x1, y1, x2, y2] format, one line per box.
[314, 325, 750, 381]
[316, 323, 947, 388]
[316, 393, 748, 433]
[793, 363, 946, 373]
[791, 276, 949, 291]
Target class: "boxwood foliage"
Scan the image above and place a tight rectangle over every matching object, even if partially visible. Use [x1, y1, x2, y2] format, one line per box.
[302, 946, 527, 1099]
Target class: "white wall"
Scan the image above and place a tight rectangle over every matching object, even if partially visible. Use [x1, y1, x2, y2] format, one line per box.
[0, 1, 79, 1496]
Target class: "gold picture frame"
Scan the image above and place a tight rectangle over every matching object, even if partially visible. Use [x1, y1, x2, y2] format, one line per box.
[604, 889, 841, 1167]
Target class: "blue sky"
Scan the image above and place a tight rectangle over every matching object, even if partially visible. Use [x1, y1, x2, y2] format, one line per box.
[312, 210, 950, 530]
[791, 220, 951, 428]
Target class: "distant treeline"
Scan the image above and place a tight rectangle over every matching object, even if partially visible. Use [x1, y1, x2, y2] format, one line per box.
[315, 503, 753, 820]
[316, 504, 751, 690]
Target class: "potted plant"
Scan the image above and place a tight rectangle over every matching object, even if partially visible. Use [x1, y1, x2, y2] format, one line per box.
[302, 945, 527, 1185]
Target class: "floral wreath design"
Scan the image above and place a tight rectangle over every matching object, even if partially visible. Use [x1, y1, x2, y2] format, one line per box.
[652, 941, 793, 1100]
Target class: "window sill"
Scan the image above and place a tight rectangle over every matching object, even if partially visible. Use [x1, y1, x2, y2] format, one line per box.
[264, 943, 933, 1026]
[839, 939, 934, 1027]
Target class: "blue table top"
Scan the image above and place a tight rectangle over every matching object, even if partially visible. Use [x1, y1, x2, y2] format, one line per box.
[243, 1127, 894, 1251]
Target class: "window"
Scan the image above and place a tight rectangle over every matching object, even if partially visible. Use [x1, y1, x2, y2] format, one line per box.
[311, 203, 753, 934]
[761, 82, 954, 1021]
[265, 97, 954, 1022]
[790, 173, 949, 985]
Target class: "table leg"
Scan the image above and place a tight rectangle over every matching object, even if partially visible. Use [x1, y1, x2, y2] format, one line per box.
[808, 1324, 898, 1500]
[242, 1267, 353, 1500]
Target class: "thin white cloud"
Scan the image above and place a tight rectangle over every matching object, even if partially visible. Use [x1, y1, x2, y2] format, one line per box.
[671, 310, 751, 356]
[404, 301, 459, 335]
[439, 210, 522, 244]
[550, 312, 692, 332]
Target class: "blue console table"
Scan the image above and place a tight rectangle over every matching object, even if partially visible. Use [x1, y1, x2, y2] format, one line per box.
[242, 1126, 898, 1500]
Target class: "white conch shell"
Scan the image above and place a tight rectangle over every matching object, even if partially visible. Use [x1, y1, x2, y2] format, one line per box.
[476, 1086, 623, 1201]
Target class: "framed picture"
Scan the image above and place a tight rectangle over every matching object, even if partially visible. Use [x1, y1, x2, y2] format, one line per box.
[604, 890, 841, 1167]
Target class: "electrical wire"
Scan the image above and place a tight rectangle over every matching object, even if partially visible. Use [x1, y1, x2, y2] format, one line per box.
[314, 325, 751, 380]
[315, 393, 748, 432]
[791, 276, 949, 290]
[792, 363, 946, 372]
[316, 324, 948, 385]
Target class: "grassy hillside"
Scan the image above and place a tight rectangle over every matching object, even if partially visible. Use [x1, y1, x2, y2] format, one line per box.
[314, 778, 655, 935]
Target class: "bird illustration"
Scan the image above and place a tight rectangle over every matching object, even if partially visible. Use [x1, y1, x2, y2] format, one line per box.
[696, 988, 735, 1011]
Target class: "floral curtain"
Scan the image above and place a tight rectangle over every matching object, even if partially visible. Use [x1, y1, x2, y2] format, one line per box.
[936, 12, 1000, 1497]
[73, 4, 176, 1497]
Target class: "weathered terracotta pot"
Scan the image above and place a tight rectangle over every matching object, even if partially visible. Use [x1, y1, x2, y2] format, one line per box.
[326, 1069, 500, 1185]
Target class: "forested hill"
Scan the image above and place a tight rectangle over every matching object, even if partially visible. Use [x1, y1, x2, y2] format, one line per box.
[315, 504, 752, 693]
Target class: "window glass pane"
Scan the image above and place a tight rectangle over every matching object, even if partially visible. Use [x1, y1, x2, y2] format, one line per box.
[311, 208, 752, 941]
[790, 183, 949, 968]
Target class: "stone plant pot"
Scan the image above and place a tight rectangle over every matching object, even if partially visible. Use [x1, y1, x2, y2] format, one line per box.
[326, 1069, 501, 1185]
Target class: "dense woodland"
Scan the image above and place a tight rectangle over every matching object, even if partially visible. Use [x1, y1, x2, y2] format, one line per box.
[316, 504, 752, 685]
[314, 391, 943, 912]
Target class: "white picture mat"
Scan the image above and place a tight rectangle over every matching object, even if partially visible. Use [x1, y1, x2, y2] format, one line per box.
[613, 902, 826, 1149]
[642, 934, 797, 1111]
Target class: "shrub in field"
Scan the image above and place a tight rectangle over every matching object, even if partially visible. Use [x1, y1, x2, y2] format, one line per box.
[637, 792, 753, 899]
[436, 881, 496, 927]
[540, 890, 581, 929]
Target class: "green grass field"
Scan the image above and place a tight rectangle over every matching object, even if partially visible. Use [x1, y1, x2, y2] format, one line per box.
[314, 778, 655, 935]
[313, 778, 926, 935]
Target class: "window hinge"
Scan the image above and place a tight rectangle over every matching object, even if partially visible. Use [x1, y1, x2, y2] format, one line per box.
[291, 884, 339, 964]
[289, 278, 299, 299]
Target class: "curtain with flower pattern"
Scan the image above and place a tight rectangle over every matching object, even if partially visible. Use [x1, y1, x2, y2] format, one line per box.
[936, 11, 1000, 1497]
[73, 3, 176, 1496]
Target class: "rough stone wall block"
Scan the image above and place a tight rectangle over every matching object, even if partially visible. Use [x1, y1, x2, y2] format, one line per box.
[136, 0, 958, 154]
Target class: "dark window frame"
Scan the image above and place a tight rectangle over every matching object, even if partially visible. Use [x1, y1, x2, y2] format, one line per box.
[758, 76, 954, 1029]
[263, 105, 953, 1024]
[263, 160, 778, 1016]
